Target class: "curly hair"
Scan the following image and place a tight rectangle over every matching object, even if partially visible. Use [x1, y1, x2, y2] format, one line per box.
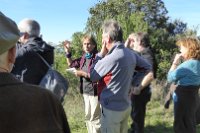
[176, 37, 200, 60]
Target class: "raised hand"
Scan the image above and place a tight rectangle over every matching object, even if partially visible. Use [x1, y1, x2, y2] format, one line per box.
[100, 41, 108, 57]
[173, 53, 182, 65]
[63, 40, 71, 53]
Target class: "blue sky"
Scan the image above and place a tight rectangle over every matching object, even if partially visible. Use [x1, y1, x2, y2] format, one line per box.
[1, 0, 199, 44]
[164, 0, 200, 33]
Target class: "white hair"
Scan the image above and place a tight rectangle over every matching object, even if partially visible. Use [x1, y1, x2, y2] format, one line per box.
[18, 18, 40, 37]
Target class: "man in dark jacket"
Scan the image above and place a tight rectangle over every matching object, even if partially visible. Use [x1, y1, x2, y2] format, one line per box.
[11, 18, 54, 85]
[125, 32, 157, 133]
[0, 11, 70, 133]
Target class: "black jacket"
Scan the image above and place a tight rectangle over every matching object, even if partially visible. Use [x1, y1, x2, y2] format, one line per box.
[11, 37, 54, 85]
[0, 73, 70, 133]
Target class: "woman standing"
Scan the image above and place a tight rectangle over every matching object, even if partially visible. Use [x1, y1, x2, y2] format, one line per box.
[167, 37, 200, 133]
[63, 34, 101, 133]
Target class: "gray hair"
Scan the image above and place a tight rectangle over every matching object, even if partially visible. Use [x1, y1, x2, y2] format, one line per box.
[102, 19, 123, 42]
[18, 18, 40, 37]
[129, 32, 150, 48]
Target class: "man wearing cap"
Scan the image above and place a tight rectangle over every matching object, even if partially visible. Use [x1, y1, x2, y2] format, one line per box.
[0, 12, 70, 133]
[11, 18, 54, 85]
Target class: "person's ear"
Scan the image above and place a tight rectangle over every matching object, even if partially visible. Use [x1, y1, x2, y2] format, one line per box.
[8, 46, 16, 64]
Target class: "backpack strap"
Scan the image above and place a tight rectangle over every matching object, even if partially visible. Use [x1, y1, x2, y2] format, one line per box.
[36, 53, 51, 69]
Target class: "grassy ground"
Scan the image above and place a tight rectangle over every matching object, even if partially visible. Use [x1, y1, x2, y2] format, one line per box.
[63, 83, 200, 133]
[63, 93, 87, 133]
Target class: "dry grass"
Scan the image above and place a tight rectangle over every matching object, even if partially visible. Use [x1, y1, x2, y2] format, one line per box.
[63, 81, 200, 133]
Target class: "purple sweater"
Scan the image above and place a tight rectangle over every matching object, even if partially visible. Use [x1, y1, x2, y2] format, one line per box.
[69, 52, 98, 95]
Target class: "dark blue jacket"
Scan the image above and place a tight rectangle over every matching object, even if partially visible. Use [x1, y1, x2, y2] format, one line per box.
[11, 37, 54, 85]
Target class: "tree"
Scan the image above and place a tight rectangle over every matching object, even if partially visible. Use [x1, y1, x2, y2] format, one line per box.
[70, 32, 84, 58]
[53, 32, 85, 95]
[86, 0, 169, 35]
[85, 0, 187, 80]
[54, 0, 189, 82]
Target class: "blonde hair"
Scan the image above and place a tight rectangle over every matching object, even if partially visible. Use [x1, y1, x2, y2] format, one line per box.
[176, 37, 200, 60]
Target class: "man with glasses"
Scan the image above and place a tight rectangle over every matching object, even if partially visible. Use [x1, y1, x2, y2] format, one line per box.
[0, 11, 70, 133]
[11, 18, 54, 85]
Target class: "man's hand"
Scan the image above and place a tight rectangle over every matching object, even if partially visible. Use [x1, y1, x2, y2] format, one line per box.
[124, 38, 131, 48]
[172, 53, 182, 65]
[100, 41, 108, 57]
[130, 86, 142, 95]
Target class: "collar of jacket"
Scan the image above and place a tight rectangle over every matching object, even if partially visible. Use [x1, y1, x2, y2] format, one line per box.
[80, 51, 97, 73]
[107, 41, 124, 55]
[139, 47, 151, 56]
[0, 73, 22, 87]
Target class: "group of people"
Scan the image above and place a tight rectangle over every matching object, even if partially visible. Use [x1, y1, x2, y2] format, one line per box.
[63, 20, 154, 133]
[0, 12, 70, 132]
[167, 38, 200, 133]
[63, 20, 200, 133]
[1, 10, 200, 133]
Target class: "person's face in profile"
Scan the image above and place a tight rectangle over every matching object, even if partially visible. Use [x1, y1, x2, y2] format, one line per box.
[18, 32, 28, 45]
[82, 38, 95, 53]
[132, 37, 141, 52]
[179, 45, 188, 59]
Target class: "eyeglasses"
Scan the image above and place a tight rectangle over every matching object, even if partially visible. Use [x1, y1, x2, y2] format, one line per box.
[19, 32, 25, 37]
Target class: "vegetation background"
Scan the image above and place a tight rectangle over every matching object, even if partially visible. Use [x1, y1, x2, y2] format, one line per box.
[62, 82, 200, 133]
[52, 0, 200, 132]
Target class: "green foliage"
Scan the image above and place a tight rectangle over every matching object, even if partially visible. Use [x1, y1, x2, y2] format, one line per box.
[53, 0, 199, 95]
[85, 0, 185, 80]
[64, 96, 175, 133]
[52, 0, 200, 132]
[166, 19, 187, 35]
[63, 94, 87, 133]
[70, 32, 84, 59]
[54, 49, 80, 95]
[148, 28, 177, 79]
[53, 0, 198, 84]
[63, 82, 200, 133]
[117, 12, 148, 39]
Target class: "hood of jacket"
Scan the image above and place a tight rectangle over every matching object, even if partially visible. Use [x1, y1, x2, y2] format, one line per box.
[25, 37, 54, 52]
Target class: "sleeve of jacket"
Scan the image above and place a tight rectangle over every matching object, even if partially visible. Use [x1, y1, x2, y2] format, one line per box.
[131, 53, 153, 86]
[69, 57, 82, 69]
[167, 65, 187, 83]
[90, 53, 114, 82]
[135, 52, 152, 73]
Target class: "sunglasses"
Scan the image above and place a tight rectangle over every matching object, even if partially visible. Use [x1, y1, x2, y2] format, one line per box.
[19, 32, 25, 37]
